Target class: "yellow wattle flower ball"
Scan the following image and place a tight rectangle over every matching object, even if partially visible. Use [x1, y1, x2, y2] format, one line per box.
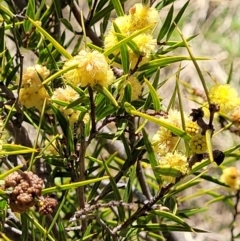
[18, 64, 50, 112]
[159, 151, 189, 183]
[209, 84, 238, 113]
[119, 76, 142, 101]
[220, 166, 240, 190]
[64, 50, 114, 88]
[190, 134, 207, 154]
[51, 85, 88, 126]
[152, 110, 190, 156]
[152, 128, 178, 156]
[104, 3, 158, 61]
[128, 3, 159, 31]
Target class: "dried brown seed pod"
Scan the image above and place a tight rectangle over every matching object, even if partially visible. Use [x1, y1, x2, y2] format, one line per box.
[38, 197, 58, 215]
[4, 171, 44, 213]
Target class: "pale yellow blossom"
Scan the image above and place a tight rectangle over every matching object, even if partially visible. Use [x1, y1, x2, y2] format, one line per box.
[209, 84, 238, 113]
[51, 85, 88, 126]
[220, 167, 240, 190]
[19, 64, 50, 112]
[159, 152, 189, 183]
[64, 50, 114, 88]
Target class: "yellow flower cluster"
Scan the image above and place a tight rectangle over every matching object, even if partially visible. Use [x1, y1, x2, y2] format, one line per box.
[220, 166, 240, 190]
[119, 75, 143, 101]
[152, 110, 188, 156]
[152, 127, 178, 156]
[152, 110, 189, 182]
[209, 84, 239, 113]
[63, 50, 114, 88]
[19, 64, 50, 112]
[51, 85, 88, 126]
[159, 151, 189, 183]
[104, 3, 158, 64]
[189, 133, 207, 154]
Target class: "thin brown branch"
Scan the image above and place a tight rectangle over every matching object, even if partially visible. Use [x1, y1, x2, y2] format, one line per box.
[77, 121, 87, 232]
[136, 160, 152, 200]
[112, 183, 173, 234]
[231, 191, 240, 241]
[68, 0, 103, 47]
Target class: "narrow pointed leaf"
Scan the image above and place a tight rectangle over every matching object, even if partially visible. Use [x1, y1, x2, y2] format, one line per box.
[95, 84, 118, 107]
[110, 0, 124, 16]
[144, 77, 161, 111]
[144, 69, 160, 111]
[166, 1, 190, 41]
[0, 164, 23, 179]
[133, 224, 208, 233]
[104, 25, 153, 56]
[142, 128, 160, 183]
[138, 56, 209, 71]
[23, 0, 35, 32]
[205, 129, 214, 163]
[42, 176, 109, 195]
[124, 103, 191, 141]
[27, 17, 72, 60]
[157, 5, 174, 41]
[151, 210, 191, 228]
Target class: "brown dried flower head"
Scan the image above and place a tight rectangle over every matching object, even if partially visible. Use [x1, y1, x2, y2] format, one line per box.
[4, 171, 44, 213]
[38, 197, 58, 215]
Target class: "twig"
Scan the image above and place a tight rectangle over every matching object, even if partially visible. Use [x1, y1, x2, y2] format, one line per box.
[230, 190, 240, 241]
[71, 201, 135, 221]
[128, 116, 136, 148]
[86, 0, 98, 23]
[11, 15, 24, 97]
[130, 55, 143, 75]
[87, 86, 97, 143]
[136, 160, 152, 200]
[96, 217, 118, 241]
[77, 121, 87, 232]
[112, 183, 173, 234]
[68, 0, 103, 47]
[90, 145, 146, 204]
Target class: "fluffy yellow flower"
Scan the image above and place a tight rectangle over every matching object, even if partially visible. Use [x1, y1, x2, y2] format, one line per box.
[128, 76, 142, 100]
[128, 3, 159, 31]
[190, 134, 207, 154]
[167, 109, 189, 128]
[119, 76, 142, 101]
[51, 86, 87, 126]
[64, 50, 114, 88]
[21, 64, 50, 86]
[19, 64, 50, 111]
[159, 151, 189, 183]
[104, 3, 158, 61]
[209, 84, 238, 113]
[112, 15, 131, 35]
[220, 167, 240, 190]
[128, 34, 156, 66]
[152, 110, 189, 156]
[152, 128, 178, 156]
